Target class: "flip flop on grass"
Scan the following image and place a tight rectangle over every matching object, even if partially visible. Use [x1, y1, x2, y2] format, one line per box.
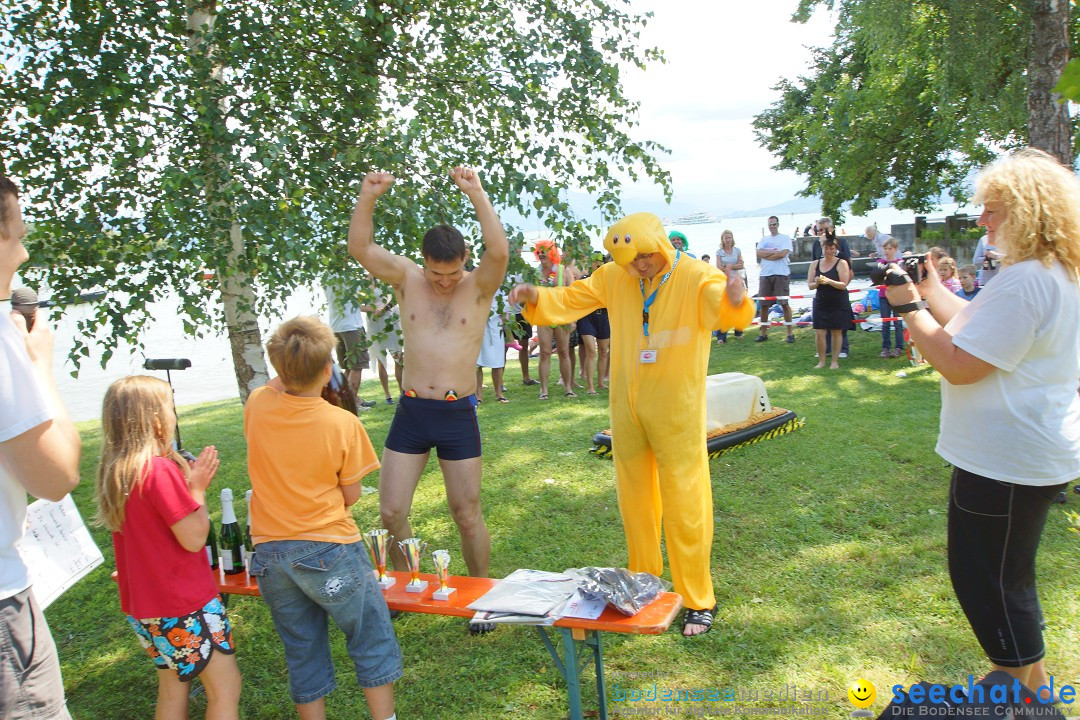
[682, 605, 717, 637]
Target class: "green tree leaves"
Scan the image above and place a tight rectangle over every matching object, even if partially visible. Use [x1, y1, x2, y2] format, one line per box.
[754, 0, 1074, 221]
[2, 0, 668, 383]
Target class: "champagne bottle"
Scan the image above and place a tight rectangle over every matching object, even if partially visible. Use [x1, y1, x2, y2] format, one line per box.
[219, 488, 244, 575]
[243, 490, 254, 572]
[205, 520, 219, 570]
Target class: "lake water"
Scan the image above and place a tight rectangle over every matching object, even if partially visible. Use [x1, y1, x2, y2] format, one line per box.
[38, 287, 327, 422]
[25, 202, 974, 422]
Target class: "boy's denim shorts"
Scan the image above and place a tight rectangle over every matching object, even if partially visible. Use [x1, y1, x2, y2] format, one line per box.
[249, 540, 403, 704]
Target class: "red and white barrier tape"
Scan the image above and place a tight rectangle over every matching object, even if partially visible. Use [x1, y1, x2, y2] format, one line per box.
[753, 286, 872, 302]
[749, 316, 905, 327]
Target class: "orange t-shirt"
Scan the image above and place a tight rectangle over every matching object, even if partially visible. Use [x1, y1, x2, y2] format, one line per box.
[244, 386, 380, 544]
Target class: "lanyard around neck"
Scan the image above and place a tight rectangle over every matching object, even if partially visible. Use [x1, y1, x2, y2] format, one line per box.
[639, 250, 681, 337]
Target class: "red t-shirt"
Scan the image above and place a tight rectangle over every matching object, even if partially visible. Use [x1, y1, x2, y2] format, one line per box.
[112, 456, 218, 619]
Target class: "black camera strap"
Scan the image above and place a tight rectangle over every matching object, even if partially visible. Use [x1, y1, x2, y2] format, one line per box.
[892, 300, 928, 315]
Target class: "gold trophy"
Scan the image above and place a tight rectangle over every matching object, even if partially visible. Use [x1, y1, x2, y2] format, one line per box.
[398, 538, 428, 593]
[431, 549, 455, 600]
[362, 529, 395, 589]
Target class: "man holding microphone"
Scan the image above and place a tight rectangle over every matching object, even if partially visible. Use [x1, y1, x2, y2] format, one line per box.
[0, 174, 82, 718]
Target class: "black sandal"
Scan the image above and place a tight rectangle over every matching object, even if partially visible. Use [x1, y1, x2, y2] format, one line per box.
[682, 605, 717, 637]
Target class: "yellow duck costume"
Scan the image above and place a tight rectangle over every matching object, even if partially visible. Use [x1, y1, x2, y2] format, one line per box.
[523, 213, 754, 616]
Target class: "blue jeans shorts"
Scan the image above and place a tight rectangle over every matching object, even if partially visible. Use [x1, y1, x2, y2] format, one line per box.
[249, 541, 403, 704]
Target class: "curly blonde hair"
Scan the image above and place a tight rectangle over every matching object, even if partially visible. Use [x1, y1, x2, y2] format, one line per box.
[937, 255, 958, 278]
[974, 148, 1080, 281]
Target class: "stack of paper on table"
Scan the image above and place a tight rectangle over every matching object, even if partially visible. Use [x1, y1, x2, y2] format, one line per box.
[467, 569, 606, 626]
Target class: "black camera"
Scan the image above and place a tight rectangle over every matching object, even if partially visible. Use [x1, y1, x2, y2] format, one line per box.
[870, 255, 927, 286]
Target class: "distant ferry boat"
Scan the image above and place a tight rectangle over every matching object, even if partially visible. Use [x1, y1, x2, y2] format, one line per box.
[672, 211, 717, 225]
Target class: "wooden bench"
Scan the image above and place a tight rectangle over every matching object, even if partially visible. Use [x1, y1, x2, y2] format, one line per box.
[218, 569, 682, 720]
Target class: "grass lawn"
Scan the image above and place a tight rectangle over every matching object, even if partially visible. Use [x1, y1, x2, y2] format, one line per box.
[50, 326, 1079, 718]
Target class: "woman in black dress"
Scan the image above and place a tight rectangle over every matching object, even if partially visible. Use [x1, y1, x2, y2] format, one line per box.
[808, 237, 852, 369]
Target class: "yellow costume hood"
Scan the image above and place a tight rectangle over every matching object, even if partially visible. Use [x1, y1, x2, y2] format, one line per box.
[603, 213, 676, 278]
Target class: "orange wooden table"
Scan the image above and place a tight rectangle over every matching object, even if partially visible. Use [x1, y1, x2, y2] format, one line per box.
[218, 569, 682, 720]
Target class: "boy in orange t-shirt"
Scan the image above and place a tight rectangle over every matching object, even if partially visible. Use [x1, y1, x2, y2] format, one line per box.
[245, 316, 401, 720]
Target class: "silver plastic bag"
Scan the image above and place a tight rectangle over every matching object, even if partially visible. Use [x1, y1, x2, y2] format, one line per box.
[565, 567, 667, 616]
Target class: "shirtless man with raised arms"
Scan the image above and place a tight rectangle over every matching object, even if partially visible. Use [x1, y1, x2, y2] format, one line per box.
[348, 168, 508, 618]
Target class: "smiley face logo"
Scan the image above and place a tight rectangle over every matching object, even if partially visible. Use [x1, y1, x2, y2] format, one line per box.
[848, 678, 876, 709]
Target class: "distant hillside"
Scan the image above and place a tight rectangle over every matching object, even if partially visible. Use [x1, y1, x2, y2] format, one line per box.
[620, 196, 740, 222]
[496, 189, 889, 228]
[496, 190, 732, 231]
[722, 191, 960, 221]
[722, 196, 823, 219]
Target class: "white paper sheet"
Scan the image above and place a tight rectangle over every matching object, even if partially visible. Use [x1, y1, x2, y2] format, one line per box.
[467, 569, 578, 616]
[559, 589, 607, 620]
[19, 496, 104, 609]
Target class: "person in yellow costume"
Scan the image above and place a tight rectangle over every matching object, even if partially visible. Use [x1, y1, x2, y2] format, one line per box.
[510, 213, 754, 636]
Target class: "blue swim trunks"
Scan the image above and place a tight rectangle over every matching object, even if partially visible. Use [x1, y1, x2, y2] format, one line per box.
[384, 394, 481, 460]
[576, 308, 610, 340]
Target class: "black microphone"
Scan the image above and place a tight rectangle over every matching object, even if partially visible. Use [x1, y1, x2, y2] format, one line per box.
[143, 358, 192, 371]
[10, 288, 37, 331]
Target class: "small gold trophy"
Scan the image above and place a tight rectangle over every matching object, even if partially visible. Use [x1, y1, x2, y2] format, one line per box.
[431, 549, 455, 601]
[362, 529, 395, 589]
[398, 538, 428, 593]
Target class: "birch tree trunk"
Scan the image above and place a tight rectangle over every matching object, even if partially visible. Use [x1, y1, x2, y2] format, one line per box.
[186, 1, 268, 401]
[1028, 0, 1073, 165]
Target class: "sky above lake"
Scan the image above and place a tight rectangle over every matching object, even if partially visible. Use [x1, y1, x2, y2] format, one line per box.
[621, 1, 836, 212]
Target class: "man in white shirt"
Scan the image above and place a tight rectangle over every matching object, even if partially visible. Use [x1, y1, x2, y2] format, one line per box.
[866, 225, 892, 257]
[325, 277, 377, 409]
[363, 279, 404, 404]
[0, 175, 82, 719]
[755, 215, 795, 342]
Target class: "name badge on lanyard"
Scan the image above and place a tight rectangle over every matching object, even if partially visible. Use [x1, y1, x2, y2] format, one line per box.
[639, 349, 657, 364]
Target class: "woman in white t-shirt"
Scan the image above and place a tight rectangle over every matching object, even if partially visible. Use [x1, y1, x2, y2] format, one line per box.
[714, 229, 746, 343]
[885, 149, 1080, 700]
